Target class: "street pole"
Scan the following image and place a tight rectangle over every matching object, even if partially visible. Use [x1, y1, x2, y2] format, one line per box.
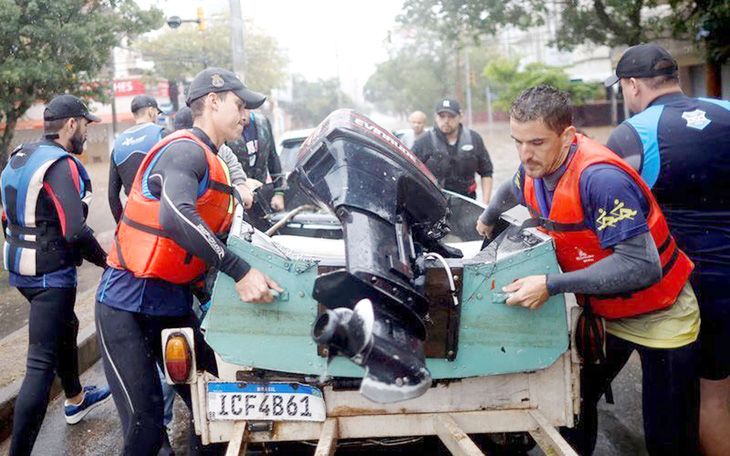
[486, 86, 493, 133]
[464, 49, 473, 127]
[110, 49, 118, 137]
[229, 0, 246, 79]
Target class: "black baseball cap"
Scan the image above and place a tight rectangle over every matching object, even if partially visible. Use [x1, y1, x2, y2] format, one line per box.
[173, 107, 194, 130]
[131, 94, 161, 114]
[436, 98, 461, 116]
[43, 94, 101, 123]
[604, 43, 678, 87]
[185, 67, 266, 108]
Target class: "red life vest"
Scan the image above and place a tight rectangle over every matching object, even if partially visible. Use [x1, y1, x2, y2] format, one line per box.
[107, 130, 235, 284]
[522, 134, 693, 319]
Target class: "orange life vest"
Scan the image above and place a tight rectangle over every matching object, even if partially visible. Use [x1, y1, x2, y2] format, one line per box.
[522, 134, 693, 319]
[107, 130, 235, 284]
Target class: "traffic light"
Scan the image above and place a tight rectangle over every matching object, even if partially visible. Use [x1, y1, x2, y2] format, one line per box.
[469, 71, 476, 87]
[197, 7, 205, 31]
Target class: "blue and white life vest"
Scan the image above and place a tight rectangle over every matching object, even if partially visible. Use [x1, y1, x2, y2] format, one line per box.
[112, 122, 165, 194]
[1, 142, 92, 275]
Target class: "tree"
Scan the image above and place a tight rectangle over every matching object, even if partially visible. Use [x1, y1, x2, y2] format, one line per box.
[0, 0, 163, 166]
[483, 57, 603, 112]
[399, 0, 729, 95]
[363, 33, 458, 117]
[399, 0, 656, 51]
[135, 14, 288, 97]
[668, 0, 730, 96]
[287, 76, 353, 128]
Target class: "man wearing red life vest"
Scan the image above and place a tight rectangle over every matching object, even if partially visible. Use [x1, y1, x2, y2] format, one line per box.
[96, 67, 282, 455]
[476, 85, 700, 455]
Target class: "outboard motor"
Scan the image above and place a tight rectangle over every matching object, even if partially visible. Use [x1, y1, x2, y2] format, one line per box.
[289, 109, 458, 403]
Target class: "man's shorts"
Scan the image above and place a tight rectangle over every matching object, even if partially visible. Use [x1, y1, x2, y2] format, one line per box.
[692, 274, 730, 380]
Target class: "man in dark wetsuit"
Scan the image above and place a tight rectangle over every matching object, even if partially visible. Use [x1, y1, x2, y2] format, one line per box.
[95, 68, 282, 455]
[476, 85, 700, 455]
[1, 94, 110, 456]
[226, 111, 285, 211]
[108, 95, 169, 223]
[604, 43, 730, 455]
[412, 98, 493, 203]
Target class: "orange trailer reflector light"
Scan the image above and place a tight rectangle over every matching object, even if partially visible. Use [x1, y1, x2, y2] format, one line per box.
[165, 333, 192, 383]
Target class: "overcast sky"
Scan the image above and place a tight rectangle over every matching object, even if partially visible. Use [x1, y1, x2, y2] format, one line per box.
[140, 0, 405, 99]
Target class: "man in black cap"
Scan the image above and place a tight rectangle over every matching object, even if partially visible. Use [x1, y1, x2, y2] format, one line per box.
[605, 43, 730, 455]
[108, 94, 170, 223]
[1, 94, 111, 456]
[96, 68, 282, 455]
[412, 98, 493, 203]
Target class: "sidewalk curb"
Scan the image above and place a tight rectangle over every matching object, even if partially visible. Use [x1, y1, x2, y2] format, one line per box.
[0, 292, 101, 442]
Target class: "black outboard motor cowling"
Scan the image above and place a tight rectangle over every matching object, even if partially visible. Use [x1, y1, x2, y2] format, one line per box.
[289, 109, 456, 403]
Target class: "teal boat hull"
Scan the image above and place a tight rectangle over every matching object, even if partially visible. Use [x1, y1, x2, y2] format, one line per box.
[204, 230, 568, 380]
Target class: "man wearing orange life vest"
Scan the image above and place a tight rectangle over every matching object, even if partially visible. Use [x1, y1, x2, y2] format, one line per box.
[95, 68, 282, 455]
[476, 85, 701, 455]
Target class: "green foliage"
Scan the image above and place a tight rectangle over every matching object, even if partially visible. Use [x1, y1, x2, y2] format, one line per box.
[0, 0, 163, 165]
[287, 76, 353, 128]
[669, 0, 730, 64]
[399, 0, 545, 45]
[135, 14, 288, 95]
[363, 27, 462, 116]
[482, 58, 603, 111]
[400, 0, 656, 51]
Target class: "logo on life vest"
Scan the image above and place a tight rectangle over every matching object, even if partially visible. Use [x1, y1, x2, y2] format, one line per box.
[596, 199, 638, 231]
[681, 109, 711, 130]
[122, 135, 147, 147]
[575, 248, 595, 263]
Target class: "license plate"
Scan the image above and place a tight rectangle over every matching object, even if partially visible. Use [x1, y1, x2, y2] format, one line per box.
[207, 382, 326, 422]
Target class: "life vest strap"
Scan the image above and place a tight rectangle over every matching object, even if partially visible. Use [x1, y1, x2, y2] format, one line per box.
[121, 215, 170, 238]
[657, 234, 671, 255]
[522, 216, 588, 233]
[207, 179, 242, 206]
[113, 232, 129, 270]
[662, 247, 680, 277]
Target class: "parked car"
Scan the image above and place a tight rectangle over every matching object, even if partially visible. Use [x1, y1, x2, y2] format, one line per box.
[277, 128, 316, 173]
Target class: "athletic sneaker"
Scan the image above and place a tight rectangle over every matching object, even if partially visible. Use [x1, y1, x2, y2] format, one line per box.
[64, 385, 112, 424]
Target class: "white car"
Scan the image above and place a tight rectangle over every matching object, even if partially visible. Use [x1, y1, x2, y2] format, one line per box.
[277, 128, 316, 173]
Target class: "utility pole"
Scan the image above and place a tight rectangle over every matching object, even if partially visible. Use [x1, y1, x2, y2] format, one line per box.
[110, 49, 118, 136]
[464, 49, 473, 127]
[229, 0, 246, 79]
[485, 86, 493, 133]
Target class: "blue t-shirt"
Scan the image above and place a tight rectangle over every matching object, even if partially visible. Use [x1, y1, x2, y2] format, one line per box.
[96, 267, 193, 317]
[514, 160, 650, 249]
[9, 267, 76, 288]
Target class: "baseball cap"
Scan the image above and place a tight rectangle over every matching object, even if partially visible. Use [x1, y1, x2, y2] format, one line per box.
[131, 95, 161, 114]
[604, 43, 678, 87]
[43, 94, 101, 123]
[173, 107, 194, 130]
[436, 98, 461, 116]
[185, 67, 266, 108]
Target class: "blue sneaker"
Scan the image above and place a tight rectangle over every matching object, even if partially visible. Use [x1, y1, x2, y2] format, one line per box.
[64, 385, 112, 424]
